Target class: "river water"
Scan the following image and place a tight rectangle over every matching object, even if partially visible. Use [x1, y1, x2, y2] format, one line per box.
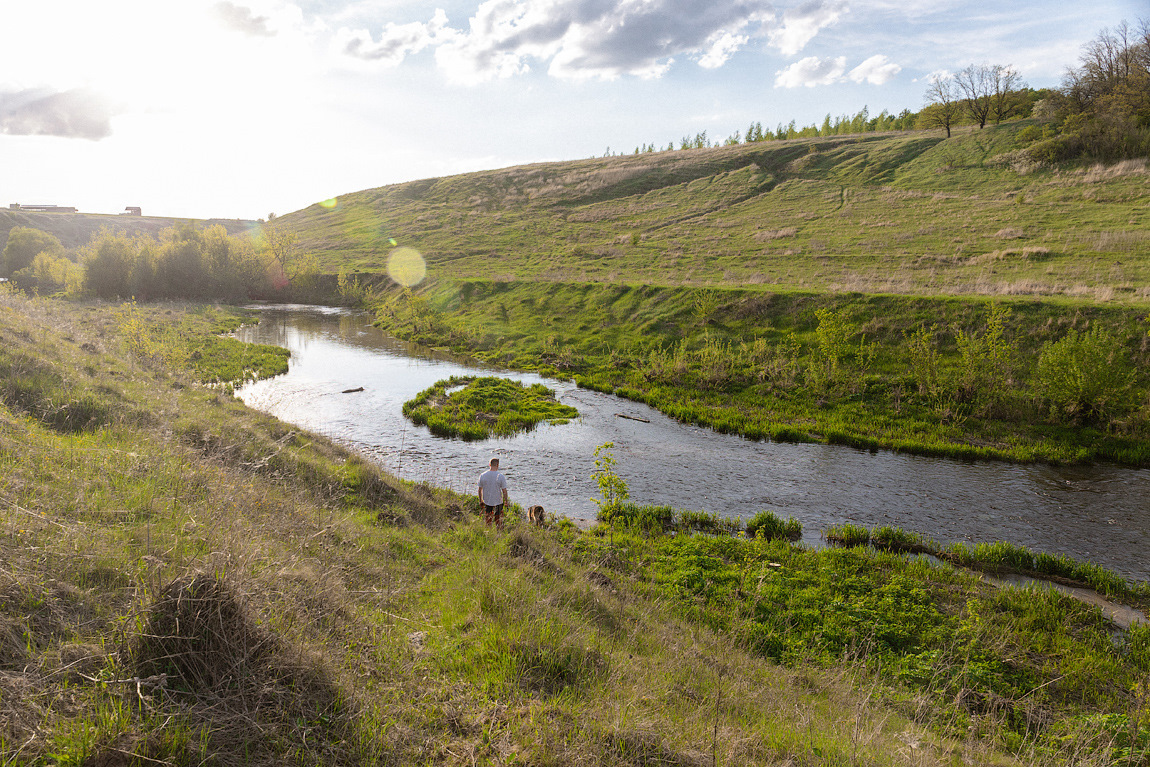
[235, 305, 1150, 581]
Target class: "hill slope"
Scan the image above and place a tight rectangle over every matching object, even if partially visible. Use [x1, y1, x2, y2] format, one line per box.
[283, 125, 1149, 303]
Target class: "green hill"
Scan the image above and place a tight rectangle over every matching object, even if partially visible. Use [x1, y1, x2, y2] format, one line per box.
[283, 124, 1149, 303]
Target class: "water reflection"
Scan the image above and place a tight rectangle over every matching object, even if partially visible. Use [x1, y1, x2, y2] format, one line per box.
[236, 305, 1150, 581]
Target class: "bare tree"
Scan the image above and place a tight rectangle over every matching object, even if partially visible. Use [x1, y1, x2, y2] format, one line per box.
[989, 65, 1024, 124]
[955, 64, 994, 129]
[921, 74, 962, 137]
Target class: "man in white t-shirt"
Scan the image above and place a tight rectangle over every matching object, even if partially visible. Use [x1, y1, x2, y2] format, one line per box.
[478, 457, 509, 528]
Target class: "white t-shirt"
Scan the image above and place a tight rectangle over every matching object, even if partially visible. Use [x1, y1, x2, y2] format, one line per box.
[478, 469, 508, 506]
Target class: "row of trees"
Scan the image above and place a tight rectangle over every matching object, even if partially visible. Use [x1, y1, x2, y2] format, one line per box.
[610, 21, 1145, 160]
[612, 106, 923, 156]
[922, 64, 1027, 137]
[1, 219, 314, 301]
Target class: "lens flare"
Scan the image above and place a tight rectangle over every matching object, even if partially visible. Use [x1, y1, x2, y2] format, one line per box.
[320, 198, 338, 209]
[388, 238, 398, 246]
[387, 247, 426, 287]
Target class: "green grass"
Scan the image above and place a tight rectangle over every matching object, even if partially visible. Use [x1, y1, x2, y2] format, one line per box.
[3, 291, 1149, 765]
[822, 521, 1150, 602]
[402, 375, 579, 440]
[279, 123, 1150, 303]
[584, 508, 1150, 762]
[370, 279, 1150, 465]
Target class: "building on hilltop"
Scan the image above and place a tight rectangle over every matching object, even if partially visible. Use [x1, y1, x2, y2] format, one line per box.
[123, 206, 142, 216]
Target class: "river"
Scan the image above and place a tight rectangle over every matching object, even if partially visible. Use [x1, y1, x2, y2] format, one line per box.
[235, 305, 1150, 581]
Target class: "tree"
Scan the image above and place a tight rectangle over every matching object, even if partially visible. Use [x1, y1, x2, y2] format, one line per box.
[1061, 19, 1150, 121]
[83, 229, 137, 299]
[921, 74, 962, 137]
[955, 64, 994, 129]
[2, 227, 63, 277]
[261, 213, 314, 289]
[989, 65, 1024, 123]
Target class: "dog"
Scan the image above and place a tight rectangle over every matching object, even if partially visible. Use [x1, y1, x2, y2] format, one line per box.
[527, 505, 546, 526]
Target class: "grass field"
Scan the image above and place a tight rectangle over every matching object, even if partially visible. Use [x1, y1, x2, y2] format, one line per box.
[2, 289, 1148, 766]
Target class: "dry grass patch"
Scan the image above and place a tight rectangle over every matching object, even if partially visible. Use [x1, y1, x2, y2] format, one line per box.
[753, 227, 799, 242]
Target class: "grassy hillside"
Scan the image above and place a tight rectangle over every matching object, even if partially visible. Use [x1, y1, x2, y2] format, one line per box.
[2, 290, 1149, 766]
[284, 124, 1149, 304]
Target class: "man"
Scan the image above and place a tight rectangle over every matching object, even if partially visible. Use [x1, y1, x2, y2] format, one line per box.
[477, 457, 509, 528]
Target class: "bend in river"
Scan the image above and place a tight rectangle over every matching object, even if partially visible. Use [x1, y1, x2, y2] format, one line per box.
[235, 305, 1150, 581]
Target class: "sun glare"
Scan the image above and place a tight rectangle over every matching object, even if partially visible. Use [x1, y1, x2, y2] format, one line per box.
[387, 247, 427, 287]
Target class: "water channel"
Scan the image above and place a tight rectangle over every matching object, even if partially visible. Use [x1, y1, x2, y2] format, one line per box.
[235, 305, 1150, 582]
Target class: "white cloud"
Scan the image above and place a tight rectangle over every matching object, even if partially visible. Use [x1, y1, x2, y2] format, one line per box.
[0, 87, 119, 140]
[767, 0, 847, 56]
[774, 55, 846, 87]
[341, 8, 448, 64]
[698, 31, 749, 69]
[343, 0, 775, 83]
[214, 2, 276, 37]
[847, 54, 900, 84]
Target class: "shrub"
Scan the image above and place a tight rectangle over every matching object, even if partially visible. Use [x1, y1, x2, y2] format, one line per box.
[1034, 326, 1139, 426]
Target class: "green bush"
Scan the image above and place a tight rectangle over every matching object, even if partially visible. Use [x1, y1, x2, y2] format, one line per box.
[1034, 326, 1139, 426]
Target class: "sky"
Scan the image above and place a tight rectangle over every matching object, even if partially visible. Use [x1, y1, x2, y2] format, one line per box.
[0, 0, 1141, 221]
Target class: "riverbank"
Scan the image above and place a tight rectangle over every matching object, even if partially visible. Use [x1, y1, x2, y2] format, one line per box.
[368, 279, 1150, 466]
[2, 292, 1148, 765]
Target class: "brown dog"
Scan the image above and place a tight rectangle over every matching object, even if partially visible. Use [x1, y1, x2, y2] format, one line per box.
[527, 505, 546, 526]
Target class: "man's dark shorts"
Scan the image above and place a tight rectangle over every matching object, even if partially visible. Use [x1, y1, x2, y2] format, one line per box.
[484, 503, 504, 527]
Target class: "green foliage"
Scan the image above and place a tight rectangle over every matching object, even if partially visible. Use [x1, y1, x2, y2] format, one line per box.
[904, 325, 943, 399]
[373, 280, 1150, 465]
[744, 510, 802, 541]
[403, 375, 579, 440]
[824, 523, 871, 547]
[675, 510, 742, 535]
[82, 224, 270, 301]
[0, 350, 114, 433]
[952, 304, 1017, 413]
[2, 226, 64, 277]
[595, 502, 672, 532]
[590, 441, 630, 511]
[113, 302, 289, 384]
[869, 526, 928, 553]
[1034, 326, 1140, 425]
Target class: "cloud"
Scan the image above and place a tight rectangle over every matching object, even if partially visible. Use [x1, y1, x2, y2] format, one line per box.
[847, 54, 900, 84]
[774, 56, 846, 87]
[766, 0, 847, 56]
[345, 0, 775, 84]
[342, 9, 449, 64]
[214, 1, 276, 37]
[0, 88, 117, 140]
